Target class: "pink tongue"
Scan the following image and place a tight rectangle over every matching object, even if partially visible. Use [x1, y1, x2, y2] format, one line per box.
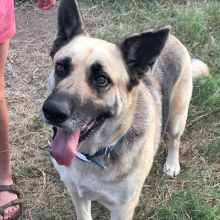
[50, 128, 80, 166]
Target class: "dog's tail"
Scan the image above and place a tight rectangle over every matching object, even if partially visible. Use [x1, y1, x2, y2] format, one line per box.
[191, 59, 209, 78]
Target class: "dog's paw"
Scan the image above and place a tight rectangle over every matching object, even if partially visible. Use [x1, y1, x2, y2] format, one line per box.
[163, 162, 181, 177]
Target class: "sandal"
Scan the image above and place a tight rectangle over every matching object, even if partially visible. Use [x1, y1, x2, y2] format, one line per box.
[0, 184, 23, 220]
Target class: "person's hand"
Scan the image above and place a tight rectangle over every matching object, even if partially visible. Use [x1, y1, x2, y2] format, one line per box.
[37, 0, 56, 10]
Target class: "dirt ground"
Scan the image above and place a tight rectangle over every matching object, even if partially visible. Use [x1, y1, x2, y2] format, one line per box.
[7, 5, 55, 110]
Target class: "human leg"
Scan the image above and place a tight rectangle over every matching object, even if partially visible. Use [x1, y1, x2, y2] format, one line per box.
[0, 40, 20, 220]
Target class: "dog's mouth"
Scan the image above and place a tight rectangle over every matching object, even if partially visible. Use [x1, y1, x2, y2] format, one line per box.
[79, 116, 105, 142]
[50, 116, 105, 166]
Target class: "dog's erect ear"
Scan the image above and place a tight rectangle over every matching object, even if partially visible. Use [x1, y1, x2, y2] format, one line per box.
[119, 26, 171, 88]
[50, 0, 86, 58]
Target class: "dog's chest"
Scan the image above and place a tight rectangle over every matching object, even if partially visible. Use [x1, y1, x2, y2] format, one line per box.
[52, 159, 135, 207]
[53, 159, 91, 196]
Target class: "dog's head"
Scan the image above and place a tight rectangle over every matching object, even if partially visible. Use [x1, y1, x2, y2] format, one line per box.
[41, 0, 170, 166]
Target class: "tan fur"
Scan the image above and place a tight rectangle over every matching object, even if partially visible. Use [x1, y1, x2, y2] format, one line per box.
[192, 58, 209, 78]
[43, 9, 209, 218]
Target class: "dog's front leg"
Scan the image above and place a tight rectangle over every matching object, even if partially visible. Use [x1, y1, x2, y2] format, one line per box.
[69, 191, 93, 220]
[110, 193, 140, 220]
[110, 205, 135, 220]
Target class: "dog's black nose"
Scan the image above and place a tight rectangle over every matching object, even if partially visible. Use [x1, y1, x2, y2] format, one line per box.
[42, 100, 71, 124]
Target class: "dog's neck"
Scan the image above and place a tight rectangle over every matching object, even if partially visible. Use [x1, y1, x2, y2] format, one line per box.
[74, 142, 118, 170]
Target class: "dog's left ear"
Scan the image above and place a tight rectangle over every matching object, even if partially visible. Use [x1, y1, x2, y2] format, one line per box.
[119, 26, 171, 88]
[50, 0, 86, 58]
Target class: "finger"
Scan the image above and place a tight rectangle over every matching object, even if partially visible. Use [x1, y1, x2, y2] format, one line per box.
[6, 209, 12, 219]
[3, 208, 9, 220]
[37, 0, 56, 10]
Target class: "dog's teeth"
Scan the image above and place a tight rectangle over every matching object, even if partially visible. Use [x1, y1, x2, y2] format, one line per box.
[48, 140, 51, 146]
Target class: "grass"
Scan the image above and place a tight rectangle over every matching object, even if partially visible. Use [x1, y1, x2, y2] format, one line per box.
[148, 188, 220, 220]
[188, 77, 220, 125]
[7, 0, 220, 219]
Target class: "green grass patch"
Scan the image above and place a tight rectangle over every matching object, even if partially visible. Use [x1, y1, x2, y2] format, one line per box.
[147, 188, 220, 220]
[189, 76, 220, 119]
[200, 137, 220, 164]
[82, 0, 220, 74]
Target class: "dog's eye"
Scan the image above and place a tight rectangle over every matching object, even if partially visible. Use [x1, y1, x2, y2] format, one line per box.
[95, 75, 109, 88]
[55, 64, 66, 78]
[89, 62, 112, 91]
[55, 57, 72, 78]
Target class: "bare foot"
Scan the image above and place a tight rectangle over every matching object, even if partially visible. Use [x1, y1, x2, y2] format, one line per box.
[0, 179, 20, 220]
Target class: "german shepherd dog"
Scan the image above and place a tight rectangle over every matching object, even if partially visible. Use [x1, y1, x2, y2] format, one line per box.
[41, 0, 209, 219]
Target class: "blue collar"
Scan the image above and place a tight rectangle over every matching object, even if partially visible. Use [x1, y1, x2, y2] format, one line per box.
[75, 144, 117, 170]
